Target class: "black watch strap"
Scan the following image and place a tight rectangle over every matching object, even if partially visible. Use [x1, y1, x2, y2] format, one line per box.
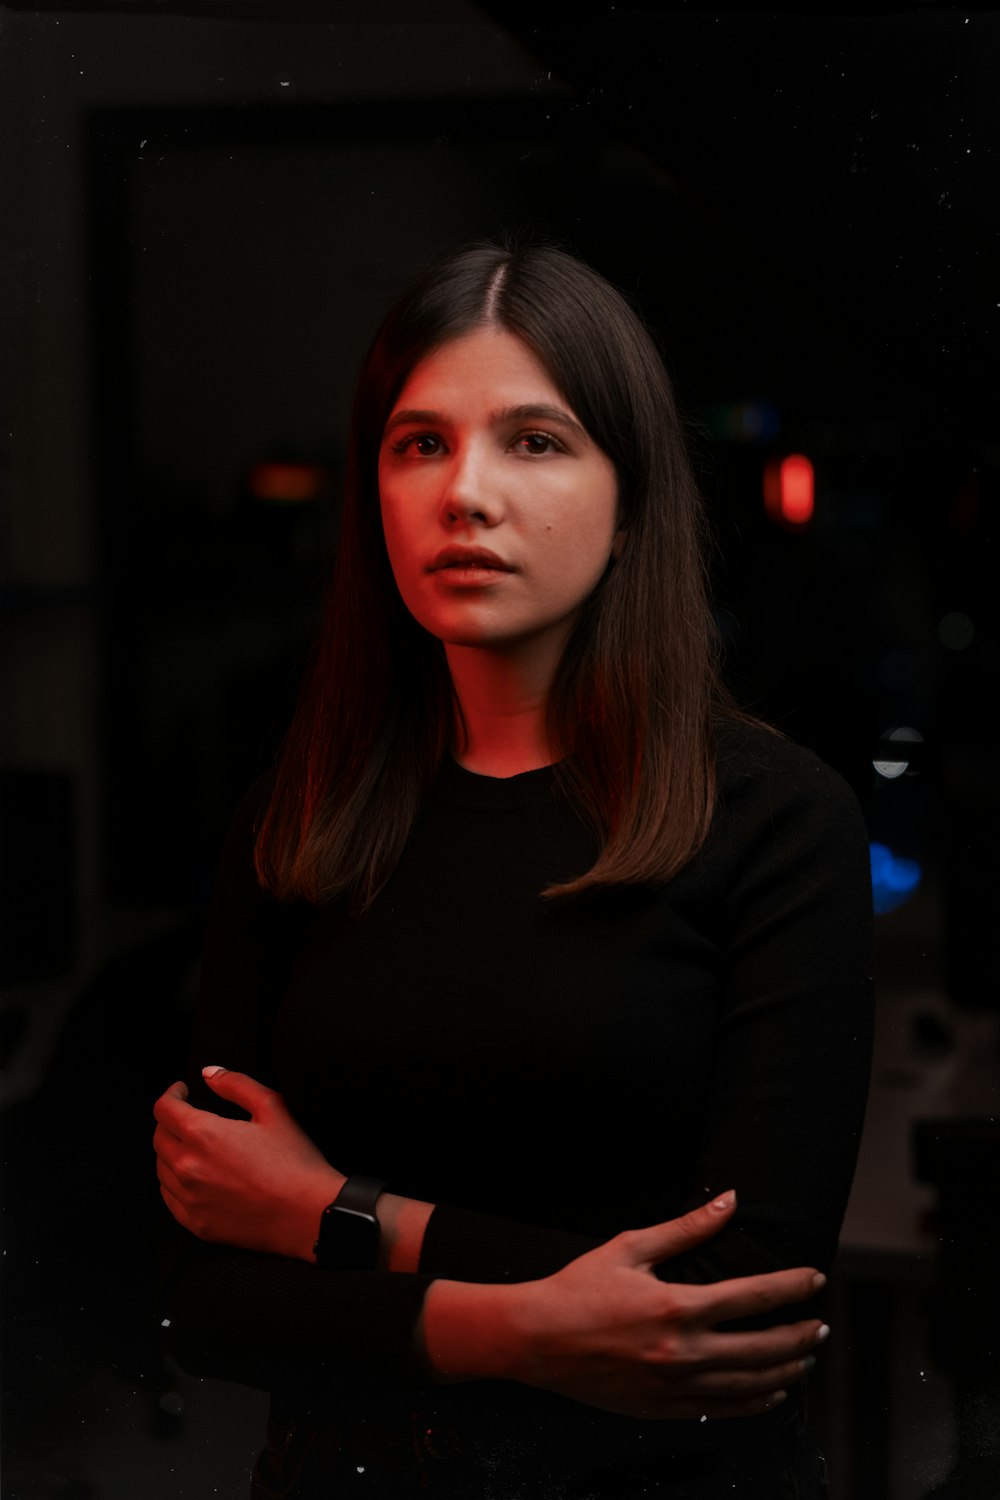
[313, 1175, 386, 1271]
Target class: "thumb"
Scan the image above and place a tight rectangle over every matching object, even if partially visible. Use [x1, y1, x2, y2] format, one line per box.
[619, 1191, 737, 1267]
[201, 1065, 274, 1117]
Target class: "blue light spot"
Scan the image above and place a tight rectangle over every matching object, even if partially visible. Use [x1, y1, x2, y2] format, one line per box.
[738, 399, 781, 442]
[869, 842, 922, 914]
[702, 398, 781, 444]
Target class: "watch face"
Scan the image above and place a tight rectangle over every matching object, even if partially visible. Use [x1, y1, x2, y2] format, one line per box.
[320, 1206, 378, 1271]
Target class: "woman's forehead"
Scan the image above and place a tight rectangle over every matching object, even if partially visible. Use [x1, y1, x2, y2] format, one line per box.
[389, 327, 575, 424]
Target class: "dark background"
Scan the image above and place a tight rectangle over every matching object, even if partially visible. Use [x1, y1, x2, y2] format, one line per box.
[1, 4, 998, 1497]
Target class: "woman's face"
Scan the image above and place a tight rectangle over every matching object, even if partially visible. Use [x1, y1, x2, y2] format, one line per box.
[378, 326, 622, 666]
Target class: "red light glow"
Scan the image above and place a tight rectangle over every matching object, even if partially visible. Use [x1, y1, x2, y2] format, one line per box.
[764, 453, 814, 526]
[249, 462, 326, 503]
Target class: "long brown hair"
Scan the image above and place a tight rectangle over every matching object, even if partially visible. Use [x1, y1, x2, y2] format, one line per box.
[255, 241, 730, 913]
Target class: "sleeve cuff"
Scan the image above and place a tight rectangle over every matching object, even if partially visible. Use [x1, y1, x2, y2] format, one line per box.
[419, 1201, 601, 1283]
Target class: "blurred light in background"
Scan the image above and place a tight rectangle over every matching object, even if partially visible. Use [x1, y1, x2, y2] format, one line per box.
[873, 726, 924, 780]
[248, 461, 327, 503]
[937, 611, 975, 651]
[870, 841, 923, 915]
[703, 397, 781, 443]
[764, 453, 814, 526]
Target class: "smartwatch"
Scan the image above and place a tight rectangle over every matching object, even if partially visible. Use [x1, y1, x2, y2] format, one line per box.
[313, 1175, 386, 1271]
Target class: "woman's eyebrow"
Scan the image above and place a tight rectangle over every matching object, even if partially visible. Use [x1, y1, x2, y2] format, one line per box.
[383, 408, 440, 437]
[383, 404, 587, 439]
[493, 404, 587, 438]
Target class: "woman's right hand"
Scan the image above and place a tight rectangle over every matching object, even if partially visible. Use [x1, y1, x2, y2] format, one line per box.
[419, 1192, 828, 1420]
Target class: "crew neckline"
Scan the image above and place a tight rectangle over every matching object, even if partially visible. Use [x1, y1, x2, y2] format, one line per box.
[433, 754, 562, 810]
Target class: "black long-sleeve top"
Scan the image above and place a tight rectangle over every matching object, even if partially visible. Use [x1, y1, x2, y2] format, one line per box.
[161, 718, 874, 1474]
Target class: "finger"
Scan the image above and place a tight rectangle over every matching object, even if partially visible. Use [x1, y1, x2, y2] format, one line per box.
[616, 1192, 737, 1267]
[681, 1355, 812, 1399]
[665, 1390, 790, 1422]
[152, 1081, 190, 1125]
[152, 1122, 183, 1160]
[200, 1065, 276, 1118]
[158, 1181, 191, 1228]
[707, 1320, 829, 1371]
[699, 1267, 824, 1324]
[155, 1156, 185, 1200]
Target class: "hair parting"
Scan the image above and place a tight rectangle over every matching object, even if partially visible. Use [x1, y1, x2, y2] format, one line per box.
[480, 259, 509, 324]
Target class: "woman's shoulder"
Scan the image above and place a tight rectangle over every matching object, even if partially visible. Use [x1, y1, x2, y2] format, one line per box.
[231, 769, 277, 829]
[210, 771, 279, 903]
[715, 713, 857, 795]
[711, 713, 868, 849]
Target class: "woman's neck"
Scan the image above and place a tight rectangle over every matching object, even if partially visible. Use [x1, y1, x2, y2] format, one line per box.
[445, 641, 561, 779]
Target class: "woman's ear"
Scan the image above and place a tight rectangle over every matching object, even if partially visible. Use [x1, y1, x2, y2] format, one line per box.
[611, 527, 627, 562]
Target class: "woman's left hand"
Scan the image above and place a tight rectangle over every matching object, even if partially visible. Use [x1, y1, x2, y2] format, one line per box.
[153, 1067, 344, 1261]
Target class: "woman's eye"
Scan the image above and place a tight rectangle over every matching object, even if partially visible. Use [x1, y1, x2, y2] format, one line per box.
[515, 431, 560, 455]
[391, 433, 443, 457]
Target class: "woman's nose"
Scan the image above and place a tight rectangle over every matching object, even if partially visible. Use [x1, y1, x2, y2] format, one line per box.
[439, 447, 502, 527]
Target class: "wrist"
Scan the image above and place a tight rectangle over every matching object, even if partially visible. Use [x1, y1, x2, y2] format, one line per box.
[296, 1166, 346, 1262]
[377, 1191, 435, 1273]
[313, 1173, 388, 1270]
[417, 1278, 529, 1385]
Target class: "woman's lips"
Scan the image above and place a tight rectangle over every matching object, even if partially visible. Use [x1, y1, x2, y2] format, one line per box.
[428, 547, 515, 572]
[430, 563, 513, 586]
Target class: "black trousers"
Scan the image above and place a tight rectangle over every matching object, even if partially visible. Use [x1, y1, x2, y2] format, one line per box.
[250, 1387, 830, 1500]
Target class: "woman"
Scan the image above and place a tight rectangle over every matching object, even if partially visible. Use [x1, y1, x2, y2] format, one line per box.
[153, 241, 873, 1497]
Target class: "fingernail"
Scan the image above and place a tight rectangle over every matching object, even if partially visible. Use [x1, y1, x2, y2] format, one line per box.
[815, 1324, 831, 1345]
[811, 1272, 827, 1292]
[767, 1390, 788, 1407]
[202, 1065, 225, 1078]
[711, 1190, 736, 1211]
[800, 1355, 817, 1373]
